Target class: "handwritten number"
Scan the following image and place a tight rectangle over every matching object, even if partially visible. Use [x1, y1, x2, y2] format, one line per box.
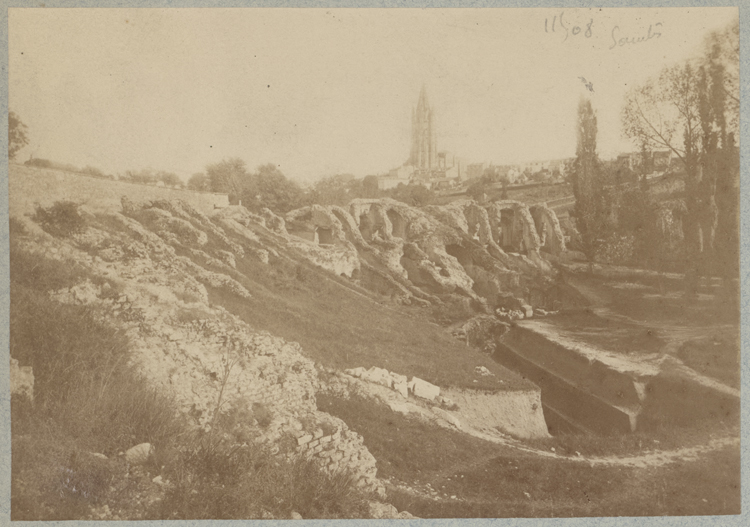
[545, 14, 596, 41]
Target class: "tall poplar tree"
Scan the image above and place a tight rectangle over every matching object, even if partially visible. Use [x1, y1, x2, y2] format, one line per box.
[571, 97, 606, 269]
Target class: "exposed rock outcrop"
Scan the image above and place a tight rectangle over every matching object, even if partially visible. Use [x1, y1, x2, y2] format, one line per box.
[284, 197, 566, 310]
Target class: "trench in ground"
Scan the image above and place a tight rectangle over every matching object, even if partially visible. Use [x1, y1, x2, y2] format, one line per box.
[492, 323, 740, 437]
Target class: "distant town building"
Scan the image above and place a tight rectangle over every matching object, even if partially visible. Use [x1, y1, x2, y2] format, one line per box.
[379, 86, 462, 190]
[616, 150, 672, 172]
[410, 86, 438, 172]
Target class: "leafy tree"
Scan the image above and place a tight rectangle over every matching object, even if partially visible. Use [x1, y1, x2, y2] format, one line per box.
[157, 171, 183, 188]
[466, 172, 498, 202]
[361, 176, 381, 198]
[309, 174, 358, 206]
[570, 97, 607, 268]
[187, 172, 211, 192]
[121, 169, 157, 185]
[241, 164, 305, 214]
[206, 158, 249, 200]
[623, 19, 738, 294]
[9, 111, 29, 160]
[389, 183, 434, 207]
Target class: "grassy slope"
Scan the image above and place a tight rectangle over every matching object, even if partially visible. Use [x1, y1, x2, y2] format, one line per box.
[9, 219, 372, 521]
[320, 393, 740, 518]
[196, 224, 535, 392]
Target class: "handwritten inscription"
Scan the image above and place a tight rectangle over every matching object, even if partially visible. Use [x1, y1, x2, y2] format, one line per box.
[544, 12, 593, 42]
[544, 12, 663, 50]
[609, 23, 662, 49]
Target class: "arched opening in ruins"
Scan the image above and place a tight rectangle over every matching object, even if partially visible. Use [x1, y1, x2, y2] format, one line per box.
[316, 227, 335, 245]
[358, 209, 387, 242]
[499, 209, 519, 251]
[386, 209, 407, 240]
[330, 208, 359, 245]
[530, 206, 564, 255]
[286, 211, 317, 243]
[358, 212, 375, 241]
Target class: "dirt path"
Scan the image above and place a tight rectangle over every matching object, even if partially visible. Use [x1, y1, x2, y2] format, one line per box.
[452, 417, 739, 468]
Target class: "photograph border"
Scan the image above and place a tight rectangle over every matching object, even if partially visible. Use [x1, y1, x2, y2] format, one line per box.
[0, 1, 746, 526]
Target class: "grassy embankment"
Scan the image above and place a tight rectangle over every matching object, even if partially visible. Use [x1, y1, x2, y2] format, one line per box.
[9, 211, 371, 520]
[319, 392, 740, 518]
[179, 217, 532, 392]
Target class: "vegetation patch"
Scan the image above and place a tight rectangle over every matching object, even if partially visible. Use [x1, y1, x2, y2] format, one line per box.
[32, 200, 88, 238]
[10, 240, 371, 520]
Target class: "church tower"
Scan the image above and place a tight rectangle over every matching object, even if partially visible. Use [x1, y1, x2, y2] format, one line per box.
[409, 86, 437, 171]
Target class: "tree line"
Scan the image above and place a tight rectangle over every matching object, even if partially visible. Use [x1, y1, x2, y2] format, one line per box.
[187, 159, 436, 214]
[568, 19, 738, 294]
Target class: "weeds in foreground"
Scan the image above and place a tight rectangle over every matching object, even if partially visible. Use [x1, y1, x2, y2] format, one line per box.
[11, 239, 372, 520]
[159, 440, 370, 519]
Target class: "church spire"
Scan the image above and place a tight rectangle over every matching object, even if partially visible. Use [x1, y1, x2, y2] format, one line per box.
[410, 85, 436, 170]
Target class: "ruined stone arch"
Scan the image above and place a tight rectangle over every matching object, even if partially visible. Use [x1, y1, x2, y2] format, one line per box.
[529, 204, 566, 254]
[486, 201, 541, 255]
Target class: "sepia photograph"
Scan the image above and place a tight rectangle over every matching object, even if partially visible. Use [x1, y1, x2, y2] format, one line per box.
[6, 5, 743, 521]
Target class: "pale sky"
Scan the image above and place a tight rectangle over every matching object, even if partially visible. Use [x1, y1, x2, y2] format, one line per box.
[9, 7, 738, 184]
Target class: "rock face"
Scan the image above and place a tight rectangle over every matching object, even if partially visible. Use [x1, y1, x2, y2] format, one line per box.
[285, 197, 567, 311]
[12, 188, 560, 510]
[16, 197, 386, 495]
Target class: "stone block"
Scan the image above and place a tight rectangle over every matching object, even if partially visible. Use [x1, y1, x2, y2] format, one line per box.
[360, 367, 393, 388]
[296, 434, 313, 446]
[408, 377, 440, 401]
[521, 304, 533, 318]
[125, 443, 153, 465]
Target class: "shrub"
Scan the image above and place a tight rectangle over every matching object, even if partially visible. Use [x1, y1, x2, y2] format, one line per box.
[33, 200, 87, 238]
[24, 157, 53, 168]
[159, 441, 369, 519]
